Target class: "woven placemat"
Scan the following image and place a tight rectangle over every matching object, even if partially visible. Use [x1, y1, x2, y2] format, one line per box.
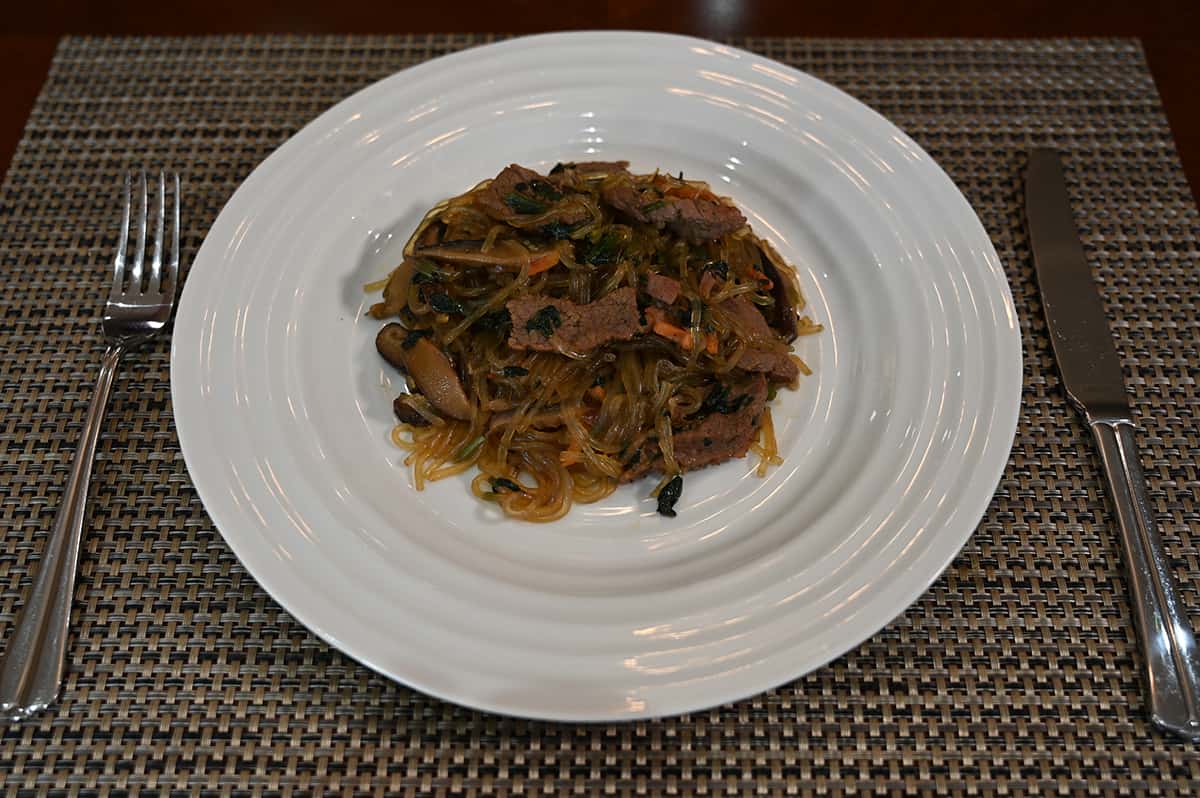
[1, 35, 1198, 795]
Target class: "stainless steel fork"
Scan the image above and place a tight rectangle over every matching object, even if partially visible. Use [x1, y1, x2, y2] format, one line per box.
[0, 171, 181, 721]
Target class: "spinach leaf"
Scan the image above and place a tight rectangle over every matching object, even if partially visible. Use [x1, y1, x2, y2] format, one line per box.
[525, 305, 563, 338]
[581, 231, 621, 266]
[704, 260, 729, 280]
[474, 309, 512, 335]
[505, 192, 548, 215]
[490, 477, 523, 494]
[528, 180, 563, 201]
[539, 221, 575, 240]
[429, 293, 464, 315]
[656, 475, 683, 518]
[697, 384, 751, 416]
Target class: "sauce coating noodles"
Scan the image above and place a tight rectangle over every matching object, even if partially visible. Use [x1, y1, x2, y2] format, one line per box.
[369, 161, 821, 521]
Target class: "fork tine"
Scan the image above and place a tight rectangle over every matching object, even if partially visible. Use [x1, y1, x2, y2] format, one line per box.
[149, 170, 165, 293]
[128, 170, 148, 291]
[167, 173, 180, 296]
[110, 173, 132, 297]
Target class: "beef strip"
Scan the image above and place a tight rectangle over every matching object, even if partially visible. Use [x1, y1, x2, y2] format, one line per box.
[600, 182, 668, 222]
[645, 272, 681, 305]
[506, 286, 644, 353]
[718, 295, 773, 339]
[717, 296, 800, 383]
[600, 181, 746, 243]
[665, 197, 747, 242]
[618, 374, 768, 483]
[475, 164, 542, 220]
[674, 373, 768, 470]
[476, 164, 589, 225]
[618, 454, 657, 484]
[734, 348, 800, 384]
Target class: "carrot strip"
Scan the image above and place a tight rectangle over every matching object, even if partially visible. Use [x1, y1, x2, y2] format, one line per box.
[646, 307, 698, 350]
[651, 318, 694, 350]
[528, 251, 560, 276]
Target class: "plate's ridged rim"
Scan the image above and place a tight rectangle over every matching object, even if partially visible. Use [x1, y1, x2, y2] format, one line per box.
[171, 31, 1022, 720]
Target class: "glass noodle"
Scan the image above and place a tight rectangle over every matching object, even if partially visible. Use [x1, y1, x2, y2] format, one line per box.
[368, 162, 821, 521]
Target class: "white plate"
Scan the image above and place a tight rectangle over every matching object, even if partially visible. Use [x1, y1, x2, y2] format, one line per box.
[171, 32, 1021, 721]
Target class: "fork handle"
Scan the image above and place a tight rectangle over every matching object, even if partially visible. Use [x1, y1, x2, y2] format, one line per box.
[0, 344, 123, 720]
[1091, 419, 1200, 740]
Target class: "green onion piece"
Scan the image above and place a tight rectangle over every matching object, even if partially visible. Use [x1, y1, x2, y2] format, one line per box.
[412, 258, 446, 278]
[454, 435, 486, 462]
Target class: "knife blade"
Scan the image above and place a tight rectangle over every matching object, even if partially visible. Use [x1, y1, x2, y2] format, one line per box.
[1025, 149, 1130, 422]
[1025, 147, 1200, 741]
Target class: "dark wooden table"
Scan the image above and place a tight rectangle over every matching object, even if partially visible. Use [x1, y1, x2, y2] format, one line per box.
[3, 0, 1198, 201]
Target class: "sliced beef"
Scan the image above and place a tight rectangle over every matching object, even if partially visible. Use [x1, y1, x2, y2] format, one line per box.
[714, 296, 799, 382]
[601, 181, 746, 243]
[601, 182, 676, 225]
[665, 197, 747, 243]
[476, 164, 588, 225]
[476, 164, 542, 220]
[618, 374, 768, 482]
[735, 348, 800, 384]
[674, 374, 768, 470]
[618, 453, 657, 484]
[646, 273, 681, 305]
[506, 286, 644, 353]
[718, 295, 773, 340]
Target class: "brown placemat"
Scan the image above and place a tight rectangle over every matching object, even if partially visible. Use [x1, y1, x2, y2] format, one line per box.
[1, 35, 1198, 796]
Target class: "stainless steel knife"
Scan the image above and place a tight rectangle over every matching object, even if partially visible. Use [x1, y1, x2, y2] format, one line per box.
[1025, 147, 1200, 741]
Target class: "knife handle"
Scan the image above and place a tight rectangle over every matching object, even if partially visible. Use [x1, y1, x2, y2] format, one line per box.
[1090, 419, 1200, 740]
